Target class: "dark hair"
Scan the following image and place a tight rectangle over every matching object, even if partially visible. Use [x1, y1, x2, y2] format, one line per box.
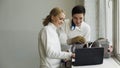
[72, 5, 85, 16]
[43, 7, 64, 26]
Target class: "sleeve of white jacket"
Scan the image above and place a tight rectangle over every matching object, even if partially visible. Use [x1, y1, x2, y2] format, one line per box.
[41, 28, 72, 60]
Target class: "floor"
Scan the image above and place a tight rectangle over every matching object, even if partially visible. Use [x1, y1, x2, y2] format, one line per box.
[72, 58, 120, 68]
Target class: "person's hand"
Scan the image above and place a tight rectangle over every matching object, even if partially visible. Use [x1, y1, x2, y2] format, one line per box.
[71, 53, 75, 58]
[71, 36, 86, 44]
[62, 53, 75, 62]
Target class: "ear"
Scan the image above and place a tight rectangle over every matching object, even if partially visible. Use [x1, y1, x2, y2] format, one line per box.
[51, 15, 54, 21]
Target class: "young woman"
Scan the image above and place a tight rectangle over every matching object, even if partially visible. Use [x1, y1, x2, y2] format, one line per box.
[38, 7, 75, 68]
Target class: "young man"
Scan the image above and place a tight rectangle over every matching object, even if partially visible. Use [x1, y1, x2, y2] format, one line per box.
[58, 5, 91, 51]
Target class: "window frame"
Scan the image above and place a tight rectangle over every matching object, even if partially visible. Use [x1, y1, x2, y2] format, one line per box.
[113, 0, 120, 61]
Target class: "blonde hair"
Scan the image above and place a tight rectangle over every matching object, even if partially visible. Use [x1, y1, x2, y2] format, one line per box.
[43, 7, 64, 26]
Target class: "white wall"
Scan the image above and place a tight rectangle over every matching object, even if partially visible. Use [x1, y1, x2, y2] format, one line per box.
[84, 0, 99, 41]
[98, 0, 106, 38]
[84, 0, 113, 42]
[0, 0, 76, 68]
[106, 0, 113, 45]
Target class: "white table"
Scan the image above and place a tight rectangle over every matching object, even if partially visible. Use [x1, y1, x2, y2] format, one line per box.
[72, 58, 120, 68]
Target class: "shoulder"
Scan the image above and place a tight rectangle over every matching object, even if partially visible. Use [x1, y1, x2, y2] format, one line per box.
[81, 22, 91, 32]
[63, 19, 71, 29]
[39, 27, 46, 36]
[39, 25, 54, 39]
[64, 19, 71, 26]
[60, 19, 71, 33]
[64, 19, 70, 23]
[42, 24, 53, 32]
[39, 25, 51, 35]
[82, 22, 90, 29]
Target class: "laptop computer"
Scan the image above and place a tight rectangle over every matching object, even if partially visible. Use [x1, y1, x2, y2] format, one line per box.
[72, 47, 104, 66]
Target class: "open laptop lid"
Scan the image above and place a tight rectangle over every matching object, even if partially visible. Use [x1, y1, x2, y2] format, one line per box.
[73, 47, 104, 66]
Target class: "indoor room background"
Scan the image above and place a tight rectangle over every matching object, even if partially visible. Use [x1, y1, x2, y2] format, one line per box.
[0, 0, 114, 68]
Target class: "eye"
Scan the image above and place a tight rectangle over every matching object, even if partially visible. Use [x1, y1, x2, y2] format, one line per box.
[62, 18, 65, 21]
[80, 17, 83, 20]
[59, 18, 62, 20]
[59, 17, 64, 21]
[73, 17, 77, 19]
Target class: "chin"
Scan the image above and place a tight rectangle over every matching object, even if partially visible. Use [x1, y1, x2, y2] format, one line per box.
[57, 25, 61, 28]
[76, 24, 81, 27]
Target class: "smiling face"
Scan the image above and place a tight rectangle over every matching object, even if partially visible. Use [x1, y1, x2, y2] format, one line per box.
[52, 12, 65, 28]
[72, 13, 84, 27]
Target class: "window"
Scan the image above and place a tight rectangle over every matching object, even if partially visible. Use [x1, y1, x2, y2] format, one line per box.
[98, 0, 113, 47]
[113, 0, 120, 61]
[106, 0, 113, 47]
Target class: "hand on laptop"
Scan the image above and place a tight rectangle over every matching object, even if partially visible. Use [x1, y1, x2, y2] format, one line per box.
[71, 53, 75, 58]
[62, 53, 75, 62]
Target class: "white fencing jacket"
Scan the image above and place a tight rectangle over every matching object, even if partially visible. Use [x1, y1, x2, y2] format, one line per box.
[38, 23, 72, 68]
[58, 19, 91, 51]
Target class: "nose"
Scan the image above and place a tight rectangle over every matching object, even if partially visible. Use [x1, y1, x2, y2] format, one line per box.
[76, 19, 81, 23]
[61, 20, 64, 24]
